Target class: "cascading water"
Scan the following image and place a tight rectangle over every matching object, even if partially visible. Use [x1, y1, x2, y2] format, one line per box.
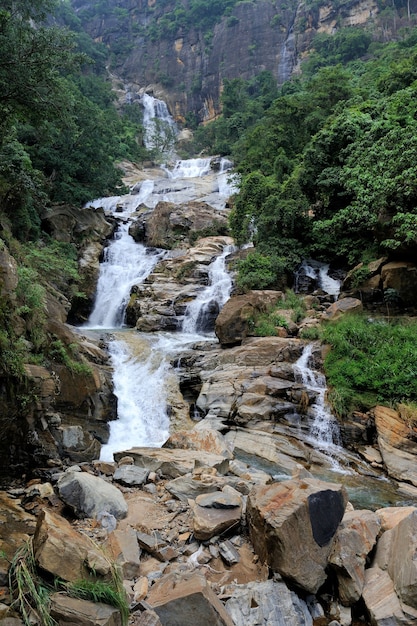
[182, 244, 235, 334]
[294, 343, 343, 469]
[294, 259, 341, 299]
[141, 93, 177, 152]
[85, 181, 165, 329]
[84, 149, 237, 459]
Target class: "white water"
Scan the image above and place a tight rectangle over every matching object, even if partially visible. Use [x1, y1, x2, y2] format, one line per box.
[83, 148, 237, 458]
[141, 93, 177, 152]
[295, 259, 341, 298]
[182, 244, 235, 334]
[294, 343, 344, 469]
[85, 181, 165, 329]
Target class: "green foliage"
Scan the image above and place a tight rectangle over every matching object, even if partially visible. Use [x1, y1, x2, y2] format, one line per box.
[16, 267, 47, 351]
[323, 315, 417, 416]
[48, 339, 92, 375]
[236, 251, 284, 291]
[64, 578, 129, 625]
[9, 540, 56, 626]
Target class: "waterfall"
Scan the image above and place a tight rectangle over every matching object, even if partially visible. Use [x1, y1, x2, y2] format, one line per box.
[182, 244, 234, 334]
[294, 343, 343, 467]
[99, 337, 171, 461]
[85, 181, 165, 329]
[82, 157, 237, 459]
[294, 259, 341, 299]
[141, 93, 177, 152]
[277, 13, 297, 85]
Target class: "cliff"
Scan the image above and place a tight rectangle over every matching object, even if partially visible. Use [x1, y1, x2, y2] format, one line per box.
[68, 0, 412, 122]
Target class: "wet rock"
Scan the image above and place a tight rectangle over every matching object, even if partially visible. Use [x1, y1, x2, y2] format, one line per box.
[50, 594, 122, 626]
[214, 290, 284, 346]
[33, 510, 111, 582]
[57, 470, 128, 519]
[247, 478, 348, 594]
[146, 572, 234, 626]
[224, 579, 313, 626]
[113, 447, 229, 478]
[329, 509, 380, 605]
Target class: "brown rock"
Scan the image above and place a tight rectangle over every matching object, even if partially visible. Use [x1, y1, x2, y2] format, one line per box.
[381, 261, 417, 306]
[50, 594, 122, 626]
[215, 290, 284, 346]
[376, 506, 417, 532]
[104, 527, 141, 579]
[374, 405, 417, 486]
[247, 478, 348, 593]
[193, 490, 242, 540]
[321, 297, 363, 321]
[329, 509, 380, 605]
[113, 447, 229, 478]
[362, 566, 417, 626]
[146, 572, 234, 626]
[33, 510, 111, 582]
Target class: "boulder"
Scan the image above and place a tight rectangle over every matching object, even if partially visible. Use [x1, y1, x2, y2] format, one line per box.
[362, 566, 417, 626]
[224, 579, 313, 626]
[376, 506, 417, 532]
[163, 426, 233, 459]
[215, 291, 284, 346]
[193, 488, 243, 540]
[104, 527, 141, 579]
[381, 261, 417, 306]
[113, 465, 149, 486]
[129, 200, 228, 248]
[378, 510, 417, 610]
[146, 572, 235, 626]
[328, 509, 380, 605]
[321, 297, 363, 321]
[50, 594, 122, 626]
[113, 447, 229, 478]
[33, 510, 111, 582]
[247, 478, 348, 594]
[374, 405, 417, 486]
[57, 470, 128, 519]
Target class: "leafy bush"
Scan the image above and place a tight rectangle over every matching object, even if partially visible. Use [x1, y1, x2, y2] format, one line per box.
[323, 315, 417, 416]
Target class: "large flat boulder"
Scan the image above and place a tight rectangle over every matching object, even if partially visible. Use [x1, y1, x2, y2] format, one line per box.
[113, 447, 229, 478]
[146, 572, 234, 626]
[247, 478, 348, 593]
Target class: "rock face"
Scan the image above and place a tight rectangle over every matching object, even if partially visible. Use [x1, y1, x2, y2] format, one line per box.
[125, 236, 234, 331]
[246, 477, 348, 593]
[373, 405, 417, 487]
[129, 200, 228, 249]
[73, 0, 383, 122]
[214, 290, 284, 346]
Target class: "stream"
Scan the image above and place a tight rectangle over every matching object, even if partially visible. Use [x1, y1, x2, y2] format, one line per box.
[82, 96, 416, 510]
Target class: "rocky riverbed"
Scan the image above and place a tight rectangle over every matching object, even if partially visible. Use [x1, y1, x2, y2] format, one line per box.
[2, 159, 417, 625]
